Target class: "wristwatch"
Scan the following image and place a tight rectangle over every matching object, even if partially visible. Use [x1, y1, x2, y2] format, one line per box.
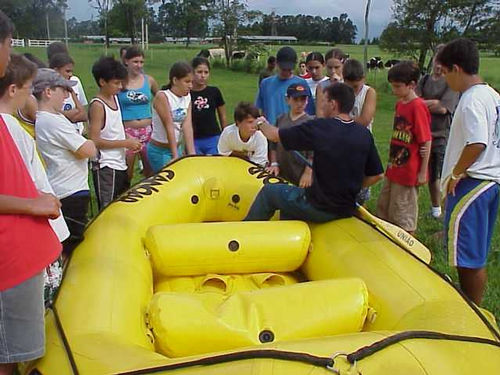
[451, 172, 464, 181]
[256, 120, 263, 130]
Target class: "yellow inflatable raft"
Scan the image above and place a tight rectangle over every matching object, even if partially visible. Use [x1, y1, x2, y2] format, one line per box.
[25, 156, 500, 374]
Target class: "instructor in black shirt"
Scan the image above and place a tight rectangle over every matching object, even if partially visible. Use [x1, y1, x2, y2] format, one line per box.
[245, 83, 384, 222]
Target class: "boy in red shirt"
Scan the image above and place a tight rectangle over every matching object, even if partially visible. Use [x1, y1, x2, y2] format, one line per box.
[376, 61, 432, 234]
[0, 11, 62, 375]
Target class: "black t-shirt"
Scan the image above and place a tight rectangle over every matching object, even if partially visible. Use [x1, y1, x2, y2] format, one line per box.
[279, 117, 384, 217]
[191, 86, 225, 138]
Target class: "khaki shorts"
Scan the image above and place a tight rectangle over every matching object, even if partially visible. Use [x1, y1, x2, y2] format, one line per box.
[376, 178, 418, 232]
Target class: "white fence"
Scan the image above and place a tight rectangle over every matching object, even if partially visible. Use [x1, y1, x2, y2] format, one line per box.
[28, 39, 61, 48]
[11, 39, 25, 47]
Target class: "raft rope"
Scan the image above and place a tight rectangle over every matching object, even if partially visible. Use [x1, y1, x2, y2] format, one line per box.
[52, 305, 80, 375]
[345, 330, 500, 364]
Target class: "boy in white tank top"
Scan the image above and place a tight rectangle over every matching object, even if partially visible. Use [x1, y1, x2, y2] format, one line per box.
[88, 57, 141, 210]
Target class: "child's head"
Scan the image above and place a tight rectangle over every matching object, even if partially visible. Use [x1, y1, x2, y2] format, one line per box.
[120, 46, 129, 63]
[267, 56, 276, 70]
[387, 61, 420, 98]
[0, 10, 14, 77]
[49, 53, 74, 80]
[305, 52, 325, 81]
[435, 38, 479, 92]
[124, 46, 145, 75]
[191, 57, 210, 87]
[325, 48, 348, 82]
[23, 53, 47, 68]
[32, 68, 76, 110]
[92, 56, 127, 95]
[276, 47, 297, 79]
[298, 61, 307, 75]
[46, 41, 68, 62]
[321, 82, 355, 117]
[234, 102, 260, 139]
[0, 54, 37, 110]
[286, 83, 309, 115]
[343, 59, 365, 93]
[431, 44, 445, 76]
[166, 61, 193, 96]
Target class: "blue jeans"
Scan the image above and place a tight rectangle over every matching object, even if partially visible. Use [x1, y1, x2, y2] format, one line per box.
[147, 142, 182, 173]
[195, 135, 220, 155]
[244, 184, 341, 222]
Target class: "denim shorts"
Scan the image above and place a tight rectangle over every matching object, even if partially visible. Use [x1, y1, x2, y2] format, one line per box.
[0, 272, 45, 363]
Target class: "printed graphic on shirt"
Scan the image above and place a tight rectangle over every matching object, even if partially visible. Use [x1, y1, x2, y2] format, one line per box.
[63, 103, 73, 111]
[389, 115, 413, 166]
[172, 108, 187, 123]
[194, 96, 210, 111]
[127, 90, 149, 104]
[493, 105, 500, 148]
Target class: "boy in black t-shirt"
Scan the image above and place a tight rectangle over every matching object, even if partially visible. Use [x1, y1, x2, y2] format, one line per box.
[244, 83, 384, 222]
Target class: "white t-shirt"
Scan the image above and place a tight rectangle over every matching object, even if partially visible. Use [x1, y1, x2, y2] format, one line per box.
[441, 83, 500, 192]
[350, 84, 373, 131]
[35, 111, 89, 199]
[2, 113, 69, 241]
[62, 75, 88, 135]
[218, 124, 268, 166]
[306, 77, 328, 99]
[151, 89, 191, 144]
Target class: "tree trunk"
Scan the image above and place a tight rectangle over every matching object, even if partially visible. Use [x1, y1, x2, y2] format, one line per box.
[463, 1, 479, 36]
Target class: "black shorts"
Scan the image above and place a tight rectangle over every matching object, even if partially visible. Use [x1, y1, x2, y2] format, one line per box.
[93, 167, 129, 210]
[429, 146, 445, 183]
[60, 191, 90, 255]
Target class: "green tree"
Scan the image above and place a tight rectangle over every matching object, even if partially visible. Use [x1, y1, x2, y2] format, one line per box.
[158, 0, 211, 46]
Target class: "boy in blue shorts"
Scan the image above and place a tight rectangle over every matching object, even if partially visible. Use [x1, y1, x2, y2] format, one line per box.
[437, 38, 500, 305]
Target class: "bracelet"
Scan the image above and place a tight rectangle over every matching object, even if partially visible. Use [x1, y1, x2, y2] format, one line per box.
[270, 162, 279, 167]
[451, 172, 463, 181]
[256, 120, 263, 130]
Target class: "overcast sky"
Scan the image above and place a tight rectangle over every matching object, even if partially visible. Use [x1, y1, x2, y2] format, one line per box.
[68, 0, 394, 40]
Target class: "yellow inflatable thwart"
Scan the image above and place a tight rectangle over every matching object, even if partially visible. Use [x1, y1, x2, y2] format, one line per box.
[24, 156, 500, 375]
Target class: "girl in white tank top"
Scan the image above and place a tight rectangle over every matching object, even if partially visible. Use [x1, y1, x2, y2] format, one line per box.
[148, 62, 195, 173]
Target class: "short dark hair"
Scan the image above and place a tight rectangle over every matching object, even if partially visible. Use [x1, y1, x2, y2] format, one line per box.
[325, 48, 348, 63]
[0, 54, 37, 98]
[49, 53, 74, 69]
[234, 102, 260, 123]
[92, 56, 127, 87]
[124, 45, 144, 60]
[436, 38, 479, 75]
[0, 10, 14, 43]
[387, 61, 420, 84]
[343, 59, 365, 81]
[306, 52, 324, 65]
[324, 82, 355, 114]
[267, 56, 276, 64]
[23, 53, 47, 68]
[191, 56, 210, 70]
[46, 41, 68, 61]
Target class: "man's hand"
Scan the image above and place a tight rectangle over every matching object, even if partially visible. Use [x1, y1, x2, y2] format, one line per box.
[446, 174, 463, 196]
[31, 193, 61, 219]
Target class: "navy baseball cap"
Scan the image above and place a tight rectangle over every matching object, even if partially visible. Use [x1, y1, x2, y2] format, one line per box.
[286, 83, 309, 98]
[276, 47, 297, 70]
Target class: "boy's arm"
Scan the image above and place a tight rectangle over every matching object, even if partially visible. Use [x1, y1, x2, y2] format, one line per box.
[88, 100, 140, 151]
[446, 143, 486, 195]
[0, 193, 60, 219]
[153, 91, 179, 158]
[182, 103, 196, 155]
[355, 87, 376, 127]
[417, 140, 432, 185]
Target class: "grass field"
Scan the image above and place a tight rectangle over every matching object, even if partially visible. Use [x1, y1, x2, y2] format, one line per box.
[14, 43, 500, 319]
